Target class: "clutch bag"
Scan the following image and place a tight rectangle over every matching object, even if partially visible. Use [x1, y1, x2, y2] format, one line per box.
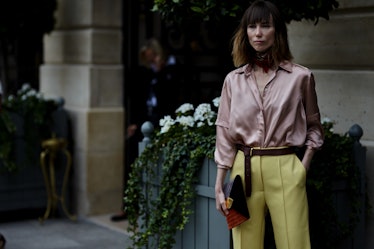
[223, 174, 250, 229]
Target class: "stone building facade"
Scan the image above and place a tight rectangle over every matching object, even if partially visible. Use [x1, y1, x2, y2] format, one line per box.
[40, 0, 124, 216]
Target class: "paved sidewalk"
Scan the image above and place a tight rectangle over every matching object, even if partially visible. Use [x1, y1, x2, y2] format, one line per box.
[0, 215, 133, 249]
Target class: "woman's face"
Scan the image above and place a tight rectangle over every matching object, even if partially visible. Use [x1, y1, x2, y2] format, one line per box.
[247, 17, 275, 53]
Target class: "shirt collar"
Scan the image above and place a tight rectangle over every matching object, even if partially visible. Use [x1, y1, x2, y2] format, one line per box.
[278, 61, 293, 72]
[237, 60, 293, 76]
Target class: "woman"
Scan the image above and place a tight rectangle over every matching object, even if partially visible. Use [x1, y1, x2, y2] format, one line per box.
[214, 1, 324, 249]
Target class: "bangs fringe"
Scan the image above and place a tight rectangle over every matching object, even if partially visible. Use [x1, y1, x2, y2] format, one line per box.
[246, 5, 272, 24]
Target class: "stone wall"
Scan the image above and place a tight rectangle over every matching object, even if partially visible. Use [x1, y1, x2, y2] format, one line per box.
[288, 1, 374, 248]
[40, 0, 124, 216]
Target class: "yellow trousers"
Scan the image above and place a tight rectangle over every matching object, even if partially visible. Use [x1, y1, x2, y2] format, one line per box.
[230, 150, 310, 249]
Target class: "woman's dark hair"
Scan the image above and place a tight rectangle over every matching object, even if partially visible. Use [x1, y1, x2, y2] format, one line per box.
[232, 0, 293, 67]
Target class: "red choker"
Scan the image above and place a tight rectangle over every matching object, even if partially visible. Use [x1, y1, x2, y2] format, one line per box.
[253, 53, 273, 73]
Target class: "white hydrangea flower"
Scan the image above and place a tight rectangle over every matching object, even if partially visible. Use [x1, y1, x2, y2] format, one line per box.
[207, 118, 215, 126]
[26, 89, 38, 97]
[212, 96, 220, 108]
[21, 83, 31, 92]
[175, 103, 194, 114]
[160, 126, 170, 134]
[196, 121, 205, 127]
[194, 103, 215, 124]
[176, 115, 195, 127]
[159, 97, 219, 133]
[36, 92, 44, 99]
[159, 115, 175, 134]
[160, 115, 174, 126]
[321, 117, 334, 132]
[321, 117, 332, 124]
[7, 95, 14, 101]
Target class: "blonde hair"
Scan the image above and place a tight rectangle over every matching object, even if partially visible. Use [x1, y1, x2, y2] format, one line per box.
[139, 38, 165, 68]
[231, 0, 293, 67]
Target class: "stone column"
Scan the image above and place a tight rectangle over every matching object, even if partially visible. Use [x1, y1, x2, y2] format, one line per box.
[40, 0, 124, 216]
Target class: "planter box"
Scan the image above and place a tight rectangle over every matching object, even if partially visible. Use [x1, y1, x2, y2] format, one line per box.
[173, 158, 230, 249]
[0, 166, 46, 212]
[0, 106, 70, 214]
[141, 157, 230, 249]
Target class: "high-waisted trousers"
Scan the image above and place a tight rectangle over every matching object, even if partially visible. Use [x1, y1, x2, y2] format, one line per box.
[230, 150, 310, 249]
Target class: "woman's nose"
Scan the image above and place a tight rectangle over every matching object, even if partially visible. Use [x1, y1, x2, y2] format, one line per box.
[255, 26, 262, 36]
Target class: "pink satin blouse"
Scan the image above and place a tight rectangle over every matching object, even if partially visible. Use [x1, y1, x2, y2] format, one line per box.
[214, 61, 324, 169]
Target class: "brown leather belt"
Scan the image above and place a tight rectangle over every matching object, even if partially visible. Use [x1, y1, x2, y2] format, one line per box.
[236, 144, 295, 197]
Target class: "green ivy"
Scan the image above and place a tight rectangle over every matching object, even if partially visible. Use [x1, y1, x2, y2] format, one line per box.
[0, 111, 16, 172]
[124, 123, 215, 249]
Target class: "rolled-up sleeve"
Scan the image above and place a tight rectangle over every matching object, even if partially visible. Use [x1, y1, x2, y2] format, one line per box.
[214, 77, 237, 169]
[303, 73, 324, 150]
[214, 126, 237, 169]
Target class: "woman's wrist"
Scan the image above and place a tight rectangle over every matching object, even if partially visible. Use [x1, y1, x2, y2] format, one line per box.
[302, 147, 315, 170]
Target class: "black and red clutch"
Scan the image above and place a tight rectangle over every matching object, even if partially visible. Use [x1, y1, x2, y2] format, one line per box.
[223, 175, 250, 229]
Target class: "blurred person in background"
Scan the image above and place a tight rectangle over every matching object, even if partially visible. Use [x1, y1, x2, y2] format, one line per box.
[111, 38, 184, 221]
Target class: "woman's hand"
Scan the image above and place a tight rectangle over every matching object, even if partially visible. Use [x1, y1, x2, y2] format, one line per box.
[302, 147, 315, 171]
[215, 168, 229, 216]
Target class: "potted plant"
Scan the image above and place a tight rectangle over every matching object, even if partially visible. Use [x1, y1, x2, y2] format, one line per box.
[0, 84, 64, 213]
[0, 83, 58, 173]
[125, 98, 218, 249]
[124, 97, 366, 249]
